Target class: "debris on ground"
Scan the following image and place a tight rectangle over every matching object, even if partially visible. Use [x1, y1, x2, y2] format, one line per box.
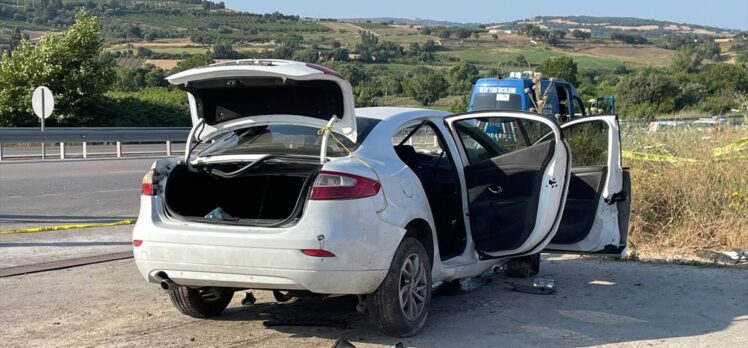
[241, 292, 256, 306]
[330, 337, 357, 348]
[695, 249, 748, 264]
[507, 281, 556, 295]
[532, 277, 555, 289]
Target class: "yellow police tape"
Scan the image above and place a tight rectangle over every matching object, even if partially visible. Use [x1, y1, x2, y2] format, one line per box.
[622, 151, 697, 163]
[0, 219, 136, 235]
[624, 137, 748, 164]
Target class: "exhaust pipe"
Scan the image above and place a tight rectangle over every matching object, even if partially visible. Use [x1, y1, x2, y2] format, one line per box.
[154, 272, 177, 291]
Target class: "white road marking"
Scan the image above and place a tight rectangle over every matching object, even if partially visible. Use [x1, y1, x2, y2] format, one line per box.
[107, 170, 147, 174]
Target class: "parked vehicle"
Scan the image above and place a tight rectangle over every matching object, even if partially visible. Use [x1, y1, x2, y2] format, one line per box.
[469, 71, 615, 120]
[133, 60, 631, 337]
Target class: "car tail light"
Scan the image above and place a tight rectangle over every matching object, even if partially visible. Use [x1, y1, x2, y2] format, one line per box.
[301, 249, 336, 257]
[305, 63, 343, 79]
[132, 240, 143, 247]
[310, 171, 381, 200]
[141, 169, 157, 196]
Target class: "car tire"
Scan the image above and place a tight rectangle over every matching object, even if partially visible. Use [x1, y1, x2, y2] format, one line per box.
[168, 287, 233, 318]
[504, 253, 540, 278]
[369, 237, 432, 337]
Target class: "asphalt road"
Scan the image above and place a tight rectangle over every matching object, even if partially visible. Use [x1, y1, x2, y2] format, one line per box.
[0, 157, 162, 230]
[0, 256, 746, 347]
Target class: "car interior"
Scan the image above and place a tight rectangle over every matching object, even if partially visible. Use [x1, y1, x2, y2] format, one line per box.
[551, 120, 610, 244]
[392, 122, 466, 260]
[556, 84, 571, 121]
[453, 117, 556, 254]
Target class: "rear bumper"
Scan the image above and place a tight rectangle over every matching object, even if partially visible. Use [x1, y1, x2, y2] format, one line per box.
[132, 195, 404, 294]
[135, 260, 386, 294]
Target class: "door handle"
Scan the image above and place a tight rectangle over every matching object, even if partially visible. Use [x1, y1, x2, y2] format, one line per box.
[488, 186, 503, 194]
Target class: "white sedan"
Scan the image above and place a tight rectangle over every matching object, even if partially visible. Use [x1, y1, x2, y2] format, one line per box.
[133, 59, 630, 337]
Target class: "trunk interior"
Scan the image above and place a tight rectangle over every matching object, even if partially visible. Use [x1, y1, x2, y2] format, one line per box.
[163, 162, 320, 226]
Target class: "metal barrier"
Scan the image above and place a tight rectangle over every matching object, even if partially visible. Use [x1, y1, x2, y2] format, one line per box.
[0, 127, 190, 161]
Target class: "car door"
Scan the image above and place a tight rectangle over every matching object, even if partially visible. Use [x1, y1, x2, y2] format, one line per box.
[544, 115, 630, 255]
[446, 111, 570, 259]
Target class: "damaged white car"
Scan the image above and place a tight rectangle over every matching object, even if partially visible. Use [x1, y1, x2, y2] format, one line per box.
[132, 59, 631, 337]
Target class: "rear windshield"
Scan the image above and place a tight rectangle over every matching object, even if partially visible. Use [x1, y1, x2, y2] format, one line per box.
[197, 117, 380, 159]
[473, 93, 523, 111]
[198, 125, 358, 158]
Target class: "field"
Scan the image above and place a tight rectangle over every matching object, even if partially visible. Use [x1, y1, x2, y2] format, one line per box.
[438, 44, 672, 70]
[623, 126, 748, 255]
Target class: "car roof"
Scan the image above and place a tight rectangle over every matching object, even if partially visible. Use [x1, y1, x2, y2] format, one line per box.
[355, 107, 451, 120]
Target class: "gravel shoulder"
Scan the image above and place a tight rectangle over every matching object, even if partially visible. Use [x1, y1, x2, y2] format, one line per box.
[1, 255, 746, 348]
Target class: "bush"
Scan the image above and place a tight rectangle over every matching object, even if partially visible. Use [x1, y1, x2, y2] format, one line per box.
[402, 67, 448, 106]
[97, 87, 190, 126]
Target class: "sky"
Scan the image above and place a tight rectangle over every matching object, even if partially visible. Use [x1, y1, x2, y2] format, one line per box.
[223, 0, 748, 30]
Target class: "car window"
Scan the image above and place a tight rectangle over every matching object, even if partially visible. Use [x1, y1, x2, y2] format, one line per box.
[572, 97, 585, 117]
[563, 120, 609, 167]
[454, 117, 552, 164]
[392, 123, 444, 155]
[198, 125, 357, 158]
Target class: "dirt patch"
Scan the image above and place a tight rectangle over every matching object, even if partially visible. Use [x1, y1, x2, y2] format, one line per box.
[573, 45, 674, 60]
[606, 25, 660, 31]
[144, 59, 179, 70]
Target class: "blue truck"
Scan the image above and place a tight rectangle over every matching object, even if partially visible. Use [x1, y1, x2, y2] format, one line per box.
[468, 71, 614, 121]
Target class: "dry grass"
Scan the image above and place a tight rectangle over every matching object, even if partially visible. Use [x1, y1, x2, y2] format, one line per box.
[623, 126, 748, 254]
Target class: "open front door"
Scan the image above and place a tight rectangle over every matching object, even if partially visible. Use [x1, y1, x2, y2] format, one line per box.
[446, 112, 570, 259]
[544, 115, 630, 255]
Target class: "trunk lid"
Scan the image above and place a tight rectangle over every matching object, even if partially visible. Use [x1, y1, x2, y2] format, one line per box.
[167, 59, 357, 142]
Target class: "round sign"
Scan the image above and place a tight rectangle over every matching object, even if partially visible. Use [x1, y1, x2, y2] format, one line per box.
[32, 86, 54, 119]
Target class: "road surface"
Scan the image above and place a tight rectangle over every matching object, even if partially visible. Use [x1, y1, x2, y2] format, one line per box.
[0, 256, 746, 347]
[0, 157, 158, 230]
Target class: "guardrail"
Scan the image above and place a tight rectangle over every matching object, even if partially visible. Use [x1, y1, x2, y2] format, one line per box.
[0, 127, 190, 161]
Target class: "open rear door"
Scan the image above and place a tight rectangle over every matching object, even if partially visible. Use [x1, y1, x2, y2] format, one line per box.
[544, 115, 630, 255]
[446, 112, 570, 259]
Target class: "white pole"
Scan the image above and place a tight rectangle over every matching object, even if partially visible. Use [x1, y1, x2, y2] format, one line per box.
[116, 141, 122, 158]
[59, 142, 65, 159]
[166, 140, 172, 156]
[82, 142, 87, 159]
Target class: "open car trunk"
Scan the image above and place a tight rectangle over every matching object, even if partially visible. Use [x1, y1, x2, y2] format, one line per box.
[163, 161, 321, 227]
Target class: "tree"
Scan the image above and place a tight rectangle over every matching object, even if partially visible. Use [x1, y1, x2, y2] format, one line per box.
[671, 46, 702, 73]
[0, 11, 115, 126]
[700, 64, 748, 94]
[447, 61, 479, 95]
[170, 54, 213, 74]
[8, 27, 22, 52]
[572, 30, 591, 40]
[538, 56, 578, 85]
[334, 63, 367, 86]
[616, 71, 678, 119]
[402, 67, 448, 106]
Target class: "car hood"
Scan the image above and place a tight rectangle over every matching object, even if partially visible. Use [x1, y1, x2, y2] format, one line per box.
[167, 60, 357, 142]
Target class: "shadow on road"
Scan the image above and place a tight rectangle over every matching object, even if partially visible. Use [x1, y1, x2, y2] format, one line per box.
[204, 259, 748, 347]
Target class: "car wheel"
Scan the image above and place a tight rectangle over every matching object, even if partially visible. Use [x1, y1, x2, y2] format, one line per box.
[168, 287, 233, 318]
[273, 290, 293, 303]
[504, 253, 540, 278]
[369, 237, 432, 337]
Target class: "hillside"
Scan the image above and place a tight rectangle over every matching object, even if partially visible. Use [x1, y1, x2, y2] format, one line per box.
[498, 16, 739, 36]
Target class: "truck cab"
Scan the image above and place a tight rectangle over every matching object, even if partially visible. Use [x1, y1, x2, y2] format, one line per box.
[468, 71, 590, 122]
